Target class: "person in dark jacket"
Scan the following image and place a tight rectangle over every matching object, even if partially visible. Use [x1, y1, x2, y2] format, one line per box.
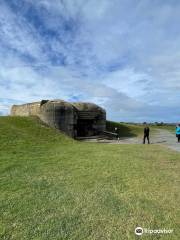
[143, 124, 150, 144]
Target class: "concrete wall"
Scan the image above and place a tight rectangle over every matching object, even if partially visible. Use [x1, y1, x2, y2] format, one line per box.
[11, 102, 41, 117]
[39, 100, 76, 137]
[73, 102, 106, 135]
[10, 100, 106, 138]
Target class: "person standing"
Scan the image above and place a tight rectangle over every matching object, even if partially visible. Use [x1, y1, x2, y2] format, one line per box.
[176, 124, 180, 143]
[115, 127, 119, 141]
[143, 124, 150, 144]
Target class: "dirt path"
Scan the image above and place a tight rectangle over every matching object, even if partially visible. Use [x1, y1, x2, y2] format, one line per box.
[113, 129, 180, 152]
[150, 129, 180, 152]
[86, 129, 180, 152]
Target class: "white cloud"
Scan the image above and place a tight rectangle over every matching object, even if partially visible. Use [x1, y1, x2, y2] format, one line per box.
[0, 0, 180, 122]
[0, 2, 47, 61]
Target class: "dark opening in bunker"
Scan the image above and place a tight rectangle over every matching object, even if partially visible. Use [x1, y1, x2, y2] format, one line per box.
[76, 119, 95, 137]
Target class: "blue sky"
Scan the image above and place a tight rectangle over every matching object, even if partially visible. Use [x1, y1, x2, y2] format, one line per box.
[0, 0, 180, 122]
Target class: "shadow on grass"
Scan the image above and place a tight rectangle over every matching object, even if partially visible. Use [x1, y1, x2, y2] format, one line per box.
[106, 121, 137, 138]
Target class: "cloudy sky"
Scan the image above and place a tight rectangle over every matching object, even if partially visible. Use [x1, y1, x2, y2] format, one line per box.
[0, 0, 180, 122]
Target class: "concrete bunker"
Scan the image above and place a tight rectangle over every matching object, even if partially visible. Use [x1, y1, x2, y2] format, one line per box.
[72, 102, 106, 137]
[11, 100, 106, 138]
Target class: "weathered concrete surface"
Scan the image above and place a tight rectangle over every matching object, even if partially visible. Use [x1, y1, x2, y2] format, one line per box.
[11, 102, 41, 116]
[40, 100, 75, 137]
[11, 99, 106, 138]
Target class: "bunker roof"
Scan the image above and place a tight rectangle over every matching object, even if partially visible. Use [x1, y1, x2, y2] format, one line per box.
[72, 102, 105, 112]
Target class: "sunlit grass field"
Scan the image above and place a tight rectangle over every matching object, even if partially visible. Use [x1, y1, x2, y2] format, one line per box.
[0, 117, 179, 239]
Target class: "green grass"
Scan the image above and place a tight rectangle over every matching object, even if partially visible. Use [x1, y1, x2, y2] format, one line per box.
[0, 117, 180, 239]
[106, 121, 176, 138]
[106, 121, 142, 137]
[106, 121, 147, 137]
[151, 124, 176, 134]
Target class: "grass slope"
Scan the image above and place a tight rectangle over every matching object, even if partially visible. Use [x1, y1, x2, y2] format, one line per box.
[0, 117, 180, 240]
[152, 125, 176, 134]
[106, 121, 176, 138]
[106, 121, 145, 137]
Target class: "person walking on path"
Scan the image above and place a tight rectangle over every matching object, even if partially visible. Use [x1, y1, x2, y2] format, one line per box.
[176, 124, 180, 143]
[143, 123, 150, 144]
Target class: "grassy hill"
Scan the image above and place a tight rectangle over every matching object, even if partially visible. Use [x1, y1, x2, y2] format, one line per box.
[152, 124, 176, 134]
[106, 121, 177, 137]
[106, 121, 144, 137]
[0, 117, 180, 239]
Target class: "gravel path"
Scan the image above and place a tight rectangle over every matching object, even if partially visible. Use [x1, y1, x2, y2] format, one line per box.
[86, 129, 180, 152]
[150, 129, 180, 152]
[115, 129, 180, 152]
